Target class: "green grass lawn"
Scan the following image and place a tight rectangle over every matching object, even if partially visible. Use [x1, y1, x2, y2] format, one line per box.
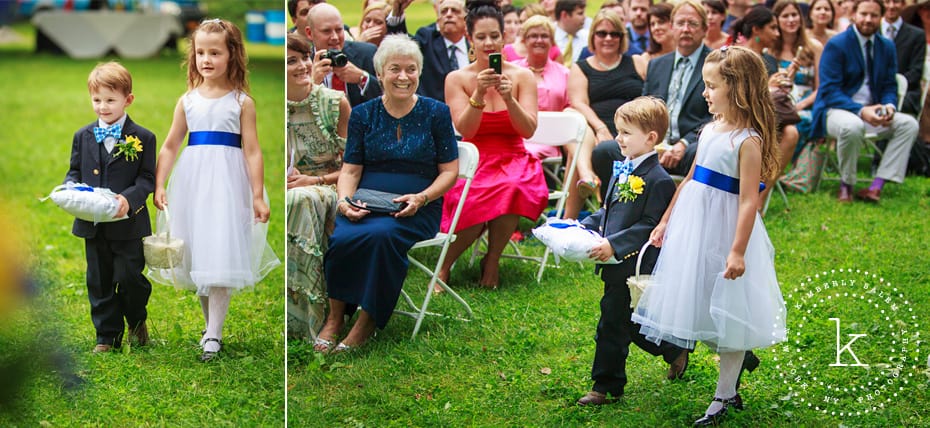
[5, 5, 930, 427]
[287, 163, 930, 424]
[0, 22, 285, 427]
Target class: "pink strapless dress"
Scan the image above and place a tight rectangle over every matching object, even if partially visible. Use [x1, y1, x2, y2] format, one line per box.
[441, 110, 549, 232]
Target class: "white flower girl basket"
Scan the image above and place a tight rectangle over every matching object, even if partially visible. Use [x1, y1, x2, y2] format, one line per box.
[143, 208, 184, 270]
[627, 242, 654, 309]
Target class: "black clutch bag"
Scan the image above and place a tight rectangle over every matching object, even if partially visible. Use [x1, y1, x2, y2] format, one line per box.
[346, 188, 407, 214]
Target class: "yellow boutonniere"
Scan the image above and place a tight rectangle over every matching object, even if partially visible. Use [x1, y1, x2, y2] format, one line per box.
[615, 174, 645, 203]
[115, 135, 143, 162]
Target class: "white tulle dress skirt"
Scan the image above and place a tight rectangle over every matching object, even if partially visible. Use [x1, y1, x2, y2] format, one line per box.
[631, 181, 787, 352]
[148, 145, 279, 295]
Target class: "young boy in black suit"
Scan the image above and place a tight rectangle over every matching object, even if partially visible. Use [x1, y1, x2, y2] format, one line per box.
[64, 62, 156, 353]
[577, 97, 689, 405]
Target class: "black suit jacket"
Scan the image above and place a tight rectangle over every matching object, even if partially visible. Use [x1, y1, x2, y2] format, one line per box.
[581, 154, 675, 284]
[341, 40, 382, 106]
[891, 22, 926, 114]
[643, 46, 713, 146]
[65, 116, 155, 240]
[387, 19, 469, 102]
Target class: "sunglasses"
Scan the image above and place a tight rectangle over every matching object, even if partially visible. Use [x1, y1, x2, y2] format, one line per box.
[594, 30, 624, 39]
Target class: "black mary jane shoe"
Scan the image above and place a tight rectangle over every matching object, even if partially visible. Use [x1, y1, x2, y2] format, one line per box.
[693, 394, 742, 426]
[200, 338, 222, 362]
[736, 351, 761, 390]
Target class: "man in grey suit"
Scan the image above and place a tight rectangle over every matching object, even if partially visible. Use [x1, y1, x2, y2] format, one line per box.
[306, 4, 381, 107]
[592, 0, 712, 187]
[882, 0, 925, 114]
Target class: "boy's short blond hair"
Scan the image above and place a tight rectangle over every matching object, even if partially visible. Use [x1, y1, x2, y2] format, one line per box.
[87, 61, 132, 95]
[614, 96, 669, 143]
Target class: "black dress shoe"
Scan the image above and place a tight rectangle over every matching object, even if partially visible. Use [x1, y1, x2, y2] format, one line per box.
[736, 351, 760, 390]
[694, 394, 742, 426]
[200, 338, 221, 362]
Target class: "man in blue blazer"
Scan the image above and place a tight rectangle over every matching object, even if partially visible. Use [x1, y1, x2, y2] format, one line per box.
[386, 0, 469, 102]
[812, 0, 917, 203]
[306, 4, 382, 107]
[592, 0, 712, 195]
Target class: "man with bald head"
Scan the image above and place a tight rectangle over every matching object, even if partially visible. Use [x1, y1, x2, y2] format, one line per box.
[386, 0, 469, 102]
[307, 3, 381, 106]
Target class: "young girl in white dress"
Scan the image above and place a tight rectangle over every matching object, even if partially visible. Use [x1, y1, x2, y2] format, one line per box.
[152, 19, 279, 362]
[630, 46, 787, 425]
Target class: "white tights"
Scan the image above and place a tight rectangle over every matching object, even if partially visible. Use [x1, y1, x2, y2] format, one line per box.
[704, 351, 744, 415]
[199, 287, 231, 353]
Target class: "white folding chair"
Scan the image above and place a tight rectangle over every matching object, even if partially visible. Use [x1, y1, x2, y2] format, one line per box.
[468, 111, 588, 282]
[818, 73, 907, 189]
[395, 142, 478, 339]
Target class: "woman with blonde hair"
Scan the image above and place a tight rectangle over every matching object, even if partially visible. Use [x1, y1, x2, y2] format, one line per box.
[504, 5, 562, 61]
[568, 10, 644, 201]
[514, 15, 597, 218]
[353, 1, 391, 47]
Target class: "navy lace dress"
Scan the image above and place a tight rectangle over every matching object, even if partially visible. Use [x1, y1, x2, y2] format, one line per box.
[324, 97, 458, 328]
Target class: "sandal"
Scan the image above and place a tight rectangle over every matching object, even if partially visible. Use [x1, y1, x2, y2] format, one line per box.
[577, 178, 602, 203]
[331, 331, 377, 355]
[313, 337, 334, 353]
[200, 338, 221, 362]
[330, 342, 354, 355]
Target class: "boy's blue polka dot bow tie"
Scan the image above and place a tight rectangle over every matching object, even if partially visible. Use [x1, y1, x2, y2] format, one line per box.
[93, 124, 122, 143]
[612, 160, 634, 178]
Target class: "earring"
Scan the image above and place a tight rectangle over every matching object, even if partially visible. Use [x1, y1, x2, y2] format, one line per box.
[754, 36, 761, 43]
[468, 46, 476, 63]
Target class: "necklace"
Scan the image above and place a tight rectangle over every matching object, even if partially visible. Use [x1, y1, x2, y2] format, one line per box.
[528, 62, 546, 73]
[596, 57, 621, 71]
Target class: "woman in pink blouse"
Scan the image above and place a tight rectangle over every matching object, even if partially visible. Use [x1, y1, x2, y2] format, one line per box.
[514, 15, 598, 219]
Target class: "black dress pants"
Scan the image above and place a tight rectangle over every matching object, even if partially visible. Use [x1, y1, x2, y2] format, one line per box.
[591, 279, 687, 396]
[85, 237, 151, 346]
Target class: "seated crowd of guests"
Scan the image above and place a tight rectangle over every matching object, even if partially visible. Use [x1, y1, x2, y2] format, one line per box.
[286, 0, 930, 348]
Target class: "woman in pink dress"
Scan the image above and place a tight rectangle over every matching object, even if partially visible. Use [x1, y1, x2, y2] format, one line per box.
[440, 0, 548, 289]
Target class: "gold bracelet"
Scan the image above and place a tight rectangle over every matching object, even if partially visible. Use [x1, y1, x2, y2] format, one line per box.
[468, 97, 486, 109]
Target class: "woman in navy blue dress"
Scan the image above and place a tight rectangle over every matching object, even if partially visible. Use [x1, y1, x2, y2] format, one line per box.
[315, 35, 460, 353]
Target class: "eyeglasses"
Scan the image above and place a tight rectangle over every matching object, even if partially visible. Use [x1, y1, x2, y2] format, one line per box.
[594, 31, 623, 39]
[673, 20, 702, 29]
[524, 33, 550, 40]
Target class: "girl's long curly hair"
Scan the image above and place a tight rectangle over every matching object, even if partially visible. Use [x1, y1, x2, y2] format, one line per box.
[705, 46, 781, 182]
